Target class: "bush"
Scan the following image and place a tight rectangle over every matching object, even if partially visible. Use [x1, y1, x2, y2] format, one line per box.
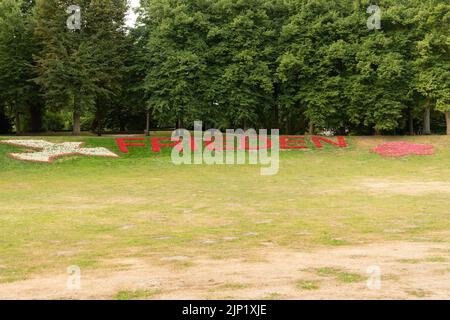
[43, 111, 66, 131]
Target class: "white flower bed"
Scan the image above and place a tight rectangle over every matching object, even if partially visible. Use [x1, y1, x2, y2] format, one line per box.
[0, 140, 119, 163]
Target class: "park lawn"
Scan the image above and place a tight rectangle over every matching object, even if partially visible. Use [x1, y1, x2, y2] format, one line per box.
[0, 135, 449, 283]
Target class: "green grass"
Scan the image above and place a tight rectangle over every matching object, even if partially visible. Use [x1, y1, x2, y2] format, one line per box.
[316, 267, 341, 277]
[262, 292, 285, 300]
[209, 283, 249, 292]
[315, 267, 365, 283]
[337, 272, 365, 283]
[295, 280, 321, 290]
[425, 256, 446, 263]
[115, 289, 162, 300]
[397, 259, 422, 264]
[406, 289, 430, 298]
[1, 135, 450, 283]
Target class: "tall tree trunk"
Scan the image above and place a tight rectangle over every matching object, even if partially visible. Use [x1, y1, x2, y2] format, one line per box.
[73, 111, 81, 136]
[14, 97, 22, 135]
[423, 100, 431, 135]
[272, 84, 280, 129]
[445, 111, 450, 136]
[145, 111, 150, 136]
[94, 98, 103, 136]
[72, 92, 81, 135]
[308, 121, 314, 135]
[408, 107, 414, 136]
[15, 111, 22, 135]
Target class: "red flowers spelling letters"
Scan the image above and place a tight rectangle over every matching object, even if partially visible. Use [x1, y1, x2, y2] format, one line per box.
[116, 136, 348, 154]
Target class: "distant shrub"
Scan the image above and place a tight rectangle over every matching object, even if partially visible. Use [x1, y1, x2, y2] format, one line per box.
[44, 111, 66, 131]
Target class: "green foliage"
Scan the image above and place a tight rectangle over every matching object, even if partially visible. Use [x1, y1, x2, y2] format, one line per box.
[33, 0, 128, 133]
[140, 0, 449, 134]
[0, 0, 448, 134]
[0, 0, 38, 132]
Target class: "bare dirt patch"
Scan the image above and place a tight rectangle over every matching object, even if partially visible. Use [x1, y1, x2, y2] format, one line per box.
[0, 241, 449, 300]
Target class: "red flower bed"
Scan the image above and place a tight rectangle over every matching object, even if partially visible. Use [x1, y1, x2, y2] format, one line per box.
[372, 142, 434, 157]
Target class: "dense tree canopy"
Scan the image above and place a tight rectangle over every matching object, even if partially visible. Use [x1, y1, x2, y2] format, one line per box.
[0, 0, 448, 135]
[0, 0, 39, 133]
[33, 0, 127, 134]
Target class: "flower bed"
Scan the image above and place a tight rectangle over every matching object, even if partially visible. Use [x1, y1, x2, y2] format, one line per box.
[372, 142, 434, 158]
[0, 140, 119, 163]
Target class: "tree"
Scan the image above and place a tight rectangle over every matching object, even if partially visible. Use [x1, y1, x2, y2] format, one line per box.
[142, 0, 210, 128]
[113, 5, 152, 133]
[205, 0, 281, 129]
[141, 0, 286, 130]
[278, 0, 363, 134]
[412, 0, 450, 135]
[0, 0, 447, 136]
[34, 0, 127, 135]
[0, 0, 36, 134]
[349, 0, 416, 135]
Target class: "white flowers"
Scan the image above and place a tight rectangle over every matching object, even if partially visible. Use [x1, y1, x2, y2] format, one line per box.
[0, 139, 119, 163]
[319, 128, 336, 137]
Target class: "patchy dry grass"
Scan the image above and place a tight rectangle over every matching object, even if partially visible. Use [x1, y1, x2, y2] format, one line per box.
[397, 259, 422, 264]
[406, 289, 430, 298]
[0, 135, 449, 299]
[115, 289, 162, 300]
[315, 267, 365, 283]
[262, 292, 286, 300]
[425, 256, 447, 263]
[295, 280, 321, 290]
